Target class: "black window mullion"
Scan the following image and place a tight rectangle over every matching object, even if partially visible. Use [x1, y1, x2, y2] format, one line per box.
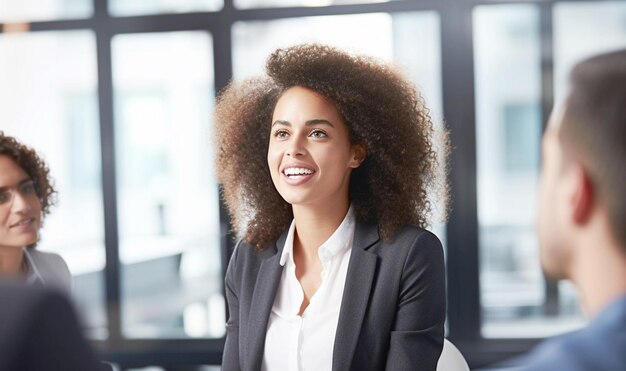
[96, 30, 122, 343]
[95, 0, 123, 346]
[539, 2, 555, 135]
[213, 7, 236, 351]
[441, 2, 481, 345]
[538, 1, 561, 317]
[213, 15, 234, 95]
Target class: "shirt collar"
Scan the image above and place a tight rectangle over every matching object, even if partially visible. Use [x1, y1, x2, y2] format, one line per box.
[279, 205, 355, 267]
[22, 247, 46, 286]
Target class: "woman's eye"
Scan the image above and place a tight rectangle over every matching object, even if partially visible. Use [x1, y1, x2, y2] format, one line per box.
[274, 130, 289, 139]
[309, 130, 328, 138]
[0, 191, 9, 204]
[21, 183, 35, 194]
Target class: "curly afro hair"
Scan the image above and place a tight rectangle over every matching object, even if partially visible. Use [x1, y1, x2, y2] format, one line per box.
[0, 131, 57, 223]
[215, 44, 448, 249]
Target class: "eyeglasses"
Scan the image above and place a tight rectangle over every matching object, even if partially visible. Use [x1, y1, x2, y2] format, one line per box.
[0, 180, 38, 206]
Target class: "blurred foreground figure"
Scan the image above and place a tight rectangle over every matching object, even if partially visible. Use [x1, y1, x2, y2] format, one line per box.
[510, 49, 626, 370]
[0, 282, 110, 370]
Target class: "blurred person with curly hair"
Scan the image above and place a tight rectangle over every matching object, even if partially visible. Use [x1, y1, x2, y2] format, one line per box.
[215, 44, 448, 371]
[0, 131, 70, 292]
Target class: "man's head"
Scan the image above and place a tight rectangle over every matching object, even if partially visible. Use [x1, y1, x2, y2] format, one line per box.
[537, 49, 626, 280]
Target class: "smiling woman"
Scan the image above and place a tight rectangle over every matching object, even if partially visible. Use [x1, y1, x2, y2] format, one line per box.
[0, 131, 70, 292]
[215, 44, 448, 371]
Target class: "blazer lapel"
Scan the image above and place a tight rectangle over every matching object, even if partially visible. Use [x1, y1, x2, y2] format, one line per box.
[244, 232, 287, 371]
[332, 222, 380, 371]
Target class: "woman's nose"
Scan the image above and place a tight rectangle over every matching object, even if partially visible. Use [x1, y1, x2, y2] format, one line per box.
[286, 135, 306, 157]
[11, 192, 33, 213]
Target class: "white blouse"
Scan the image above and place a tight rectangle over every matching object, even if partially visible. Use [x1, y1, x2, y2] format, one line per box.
[262, 206, 355, 371]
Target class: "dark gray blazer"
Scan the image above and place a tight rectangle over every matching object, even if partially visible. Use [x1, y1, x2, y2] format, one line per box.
[222, 222, 446, 371]
[0, 282, 110, 371]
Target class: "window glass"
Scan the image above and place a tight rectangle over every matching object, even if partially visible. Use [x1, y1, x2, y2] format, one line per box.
[554, 1, 626, 101]
[128, 367, 220, 371]
[233, 13, 394, 80]
[0, 0, 92, 22]
[109, 0, 222, 16]
[474, 4, 586, 338]
[232, 11, 447, 243]
[235, 0, 386, 10]
[0, 30, 107, 339]
[112, 31, 224, 339]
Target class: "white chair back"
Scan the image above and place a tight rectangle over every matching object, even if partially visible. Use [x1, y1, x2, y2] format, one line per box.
[436, 339, 470, 371]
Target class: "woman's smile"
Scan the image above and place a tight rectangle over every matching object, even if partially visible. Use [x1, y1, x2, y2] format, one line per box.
[281, 164, 316, 185]
[10, 217, 36, 228]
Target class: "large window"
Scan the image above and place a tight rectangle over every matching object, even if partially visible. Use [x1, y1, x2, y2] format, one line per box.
[553, 1, 626, 100]
[108, 0, 223, 16]
[474, 4, 585, 339]
[234, 0, 387, 9]
[1, 0, 625, 369]
[0, 0, 92, 22]
[111, 31, 223, 339]
[0, 30, 107, 339]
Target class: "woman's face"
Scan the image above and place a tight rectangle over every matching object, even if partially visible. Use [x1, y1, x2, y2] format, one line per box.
[267, 86, 364, 208]
[0, 155, 41, 250]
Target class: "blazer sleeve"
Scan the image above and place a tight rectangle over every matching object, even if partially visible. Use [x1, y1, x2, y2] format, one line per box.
[385, 230, 446, 371]
[222, 241, 242, 371]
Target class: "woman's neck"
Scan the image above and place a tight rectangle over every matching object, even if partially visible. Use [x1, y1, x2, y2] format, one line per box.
[292, 201, 350, 259]
[0, 246, 25, 278]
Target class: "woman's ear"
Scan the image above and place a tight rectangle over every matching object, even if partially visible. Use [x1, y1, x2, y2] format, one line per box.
[349, 143, 367, 169]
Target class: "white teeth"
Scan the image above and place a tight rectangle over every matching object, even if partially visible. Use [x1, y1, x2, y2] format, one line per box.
[284, 167, 314, 176]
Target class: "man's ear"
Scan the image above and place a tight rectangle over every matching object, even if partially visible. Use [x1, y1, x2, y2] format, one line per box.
[570, 163, 594, 225]
[349, 143, 367, 169]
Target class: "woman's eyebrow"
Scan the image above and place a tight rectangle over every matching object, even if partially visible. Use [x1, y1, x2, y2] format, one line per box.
[271, 120, 290, 127]
[271, 119, 335, 128]
[305, 119, 334, 128]
[19, 178, 34, 186]
[0, 178, 33, 191]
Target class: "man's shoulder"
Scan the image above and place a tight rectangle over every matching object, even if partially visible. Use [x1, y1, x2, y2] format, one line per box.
[518, 309, 626, 371]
